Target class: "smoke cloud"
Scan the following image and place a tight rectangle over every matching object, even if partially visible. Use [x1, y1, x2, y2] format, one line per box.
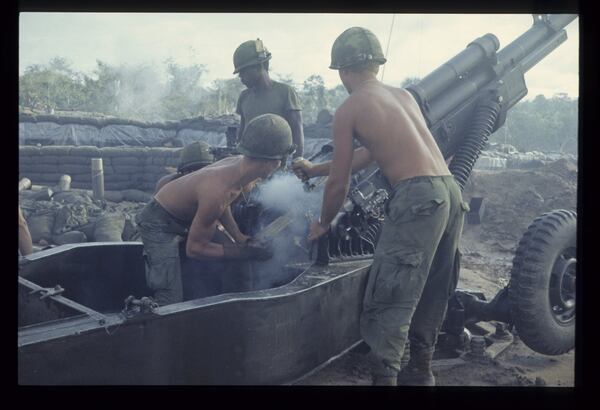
[250, 172, 325, 289]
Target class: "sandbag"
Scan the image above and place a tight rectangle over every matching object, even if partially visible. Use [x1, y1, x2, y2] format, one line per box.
[52, 230, 88, 245]
[77, 219, 97, 240]
[32, 188, 54, 201]
[53, 204, 89, 235]
[104, 190, 124, 203]
[93, 213, 125, 242]
[121, 189, 152, 203]
[27, 211, 56, 242]
[52, 191, 94, 206]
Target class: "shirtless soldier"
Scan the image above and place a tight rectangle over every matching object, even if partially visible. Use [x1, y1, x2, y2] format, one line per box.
[292, 27, 469, 386]
[137, 113, 295, 306]
[154, 141, 215, 194]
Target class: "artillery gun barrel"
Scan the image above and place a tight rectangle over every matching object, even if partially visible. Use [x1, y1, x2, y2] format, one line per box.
[497, 14, 577, 73]
[408, 14, 577, 127]
[410, 34, 499, 107]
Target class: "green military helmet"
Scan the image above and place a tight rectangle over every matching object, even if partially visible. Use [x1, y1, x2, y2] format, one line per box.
[237, 113, 295, 160]
[233, 39, 272, 74]
[329, 27, 387, 70]
[178, 141, 215, 173]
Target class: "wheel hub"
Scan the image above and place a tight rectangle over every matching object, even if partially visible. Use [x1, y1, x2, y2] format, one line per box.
[550, 254, 576, 323]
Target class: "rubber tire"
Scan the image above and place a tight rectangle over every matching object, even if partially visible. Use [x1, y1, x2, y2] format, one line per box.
[508, 209, 576, 355]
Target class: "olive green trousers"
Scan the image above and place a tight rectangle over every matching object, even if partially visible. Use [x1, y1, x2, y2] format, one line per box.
[137, 198, 190, 306]
[360, 175, 468, 371]
[136, 199, 242, 305]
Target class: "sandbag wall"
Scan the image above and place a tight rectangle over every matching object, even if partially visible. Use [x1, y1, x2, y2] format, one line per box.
[19, 112, 235, 147]
[19, 146, 181, 192]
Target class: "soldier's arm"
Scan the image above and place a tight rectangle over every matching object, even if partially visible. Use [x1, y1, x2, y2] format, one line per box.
[185, 199, 226, 260]
[295, 146, 373, 178]
[219, 205, 249, 243]
[18, 207, 33, 256]
[318, 102, 356, 227]
[236, 93, 246, 141]
[237, 115, 245, 141]
[285, 110, 304, 159]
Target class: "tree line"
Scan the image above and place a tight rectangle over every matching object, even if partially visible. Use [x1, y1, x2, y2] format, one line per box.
[19, 58, 577, 154]
[18, 57, 348, 124]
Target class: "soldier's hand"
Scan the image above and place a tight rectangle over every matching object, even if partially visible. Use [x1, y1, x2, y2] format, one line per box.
[247, 241, 273, 261]
[308, 220, 330, 241]
[223, 242, 273, 261]
[291, 157, 314, 181]
[247, 236, 272, 249]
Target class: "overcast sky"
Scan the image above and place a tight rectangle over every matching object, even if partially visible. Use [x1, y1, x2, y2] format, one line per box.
[19, 13, 579, 99]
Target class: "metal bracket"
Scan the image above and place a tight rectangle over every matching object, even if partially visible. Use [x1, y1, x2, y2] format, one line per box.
[20, 276, 108, 326]
[122, 295, 159, 319]
[29, 285, 65, 300]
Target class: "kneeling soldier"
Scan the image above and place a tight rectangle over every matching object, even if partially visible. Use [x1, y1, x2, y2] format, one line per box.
[137, 113, 295, 306]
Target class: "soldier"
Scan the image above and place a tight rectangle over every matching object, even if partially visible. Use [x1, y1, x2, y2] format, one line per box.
[18, 206, 33, 256]
[233, 38, 305, 159]
[292, 27, 469, 386]
[154, 141, 215, 194]
[137, 113, 295, 306]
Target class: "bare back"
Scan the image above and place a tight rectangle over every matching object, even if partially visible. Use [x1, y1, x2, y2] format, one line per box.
[349, 82, 450, 185]
[154, 156, 242, 224]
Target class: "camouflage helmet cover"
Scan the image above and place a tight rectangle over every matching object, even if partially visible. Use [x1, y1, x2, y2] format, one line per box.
[233, 39, 272, 74]
[178, 141, 215, 173]
[329, 27, 387, 70]
[237, 113, 295, 160]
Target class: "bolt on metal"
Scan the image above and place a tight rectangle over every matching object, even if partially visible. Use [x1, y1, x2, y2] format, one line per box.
[469, 335, 487, 358]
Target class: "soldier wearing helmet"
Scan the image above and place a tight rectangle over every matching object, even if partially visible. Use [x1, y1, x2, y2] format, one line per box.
[154, 141, 215, 194]
[233, 39, 304, 160]
[292, 27, 467, 386]
[136, 113, 294, 306]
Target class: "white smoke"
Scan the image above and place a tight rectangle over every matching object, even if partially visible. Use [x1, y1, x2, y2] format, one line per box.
[250, 172, 325, 289]
[257, 172, 322, 214]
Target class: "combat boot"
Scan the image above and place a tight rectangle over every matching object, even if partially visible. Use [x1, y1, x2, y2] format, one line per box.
[366, 352, 398, 386]
[396, 343, 436, 386]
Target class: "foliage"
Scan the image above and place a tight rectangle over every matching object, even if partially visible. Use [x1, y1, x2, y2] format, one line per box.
[19, 57, 578, 155]
[161, 59, 207, 120]
[19, 58, 87, 112]
[493, 94, 578, 155]
[199, 78, 245, 117]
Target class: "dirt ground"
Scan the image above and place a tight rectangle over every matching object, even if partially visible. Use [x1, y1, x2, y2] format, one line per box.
[295, 160, 577, 387]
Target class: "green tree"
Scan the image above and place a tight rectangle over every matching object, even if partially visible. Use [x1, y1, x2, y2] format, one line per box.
[19, 57, 87, 112]
[200, 78, 245, 117]
[300, 74, 328, 123]
[494, 94, 578, 155]
[161, 59, 207, 120]
[81, 60, 121, 114]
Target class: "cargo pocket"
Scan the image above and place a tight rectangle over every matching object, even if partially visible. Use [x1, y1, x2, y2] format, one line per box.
[410, 198, 446, 216]
[371, 249, 425, 304]
[143, 249, 180, 290]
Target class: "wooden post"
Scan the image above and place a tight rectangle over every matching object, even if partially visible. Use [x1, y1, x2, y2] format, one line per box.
[91, 158, 105, 200]
[18, 178, 32, 192]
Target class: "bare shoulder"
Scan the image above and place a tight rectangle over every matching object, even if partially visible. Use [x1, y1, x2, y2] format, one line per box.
[335, 93, 363, 118]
